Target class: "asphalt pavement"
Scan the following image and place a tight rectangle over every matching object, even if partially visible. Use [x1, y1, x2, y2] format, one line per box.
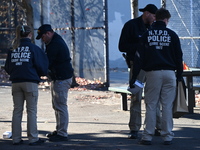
[0, 70, 200, 150]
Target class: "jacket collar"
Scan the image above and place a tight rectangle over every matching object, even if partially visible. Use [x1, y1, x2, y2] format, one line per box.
[152, 21, 167, 28]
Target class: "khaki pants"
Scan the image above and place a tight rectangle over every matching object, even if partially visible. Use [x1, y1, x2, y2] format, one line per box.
[129, 69, 162, 131]
[12, 82, 39, 143]
[51, 78, 72, 137]
[142, 70, 176, 141]
[129, 70, 145, 131]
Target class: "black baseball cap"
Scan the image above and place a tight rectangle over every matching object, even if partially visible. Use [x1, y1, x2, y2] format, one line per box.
[139, 4, 158, 14]
[36, 24, 53, 39]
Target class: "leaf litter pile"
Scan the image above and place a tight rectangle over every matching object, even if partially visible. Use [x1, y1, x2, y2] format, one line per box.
[38, 76, 105, 91]
[0, 68, 105, 90]
[2, 67, 200, 105]
[0, 68, 118, 102]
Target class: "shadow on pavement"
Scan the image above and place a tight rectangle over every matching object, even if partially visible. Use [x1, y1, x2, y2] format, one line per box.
[0, 127, 200, 150]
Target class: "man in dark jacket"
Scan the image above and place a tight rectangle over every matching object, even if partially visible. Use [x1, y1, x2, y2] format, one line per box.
[118, 4, 161, 139]
[130, 8, 183, 145]
[36, 24, 74, 142]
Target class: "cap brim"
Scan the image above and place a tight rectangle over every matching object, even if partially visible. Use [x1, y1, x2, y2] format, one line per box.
[36, 34, 42, 40]
[139, 8, 145, 12]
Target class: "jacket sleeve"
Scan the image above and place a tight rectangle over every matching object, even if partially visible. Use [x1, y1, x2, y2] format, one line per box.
[46, 42, 59, 70]
[131, 40, 144, 81]
[4, 50, 11, 75]
[174, 34, 183, 80]
[33, 46, 49, 76]
[118, 21, 140, 56]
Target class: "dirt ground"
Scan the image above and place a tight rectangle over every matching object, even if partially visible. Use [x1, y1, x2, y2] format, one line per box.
[0, 86, 200, 150]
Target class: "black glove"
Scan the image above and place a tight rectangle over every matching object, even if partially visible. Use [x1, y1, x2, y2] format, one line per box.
[129, 78, 136, 88]
[176, 76, 183, 82]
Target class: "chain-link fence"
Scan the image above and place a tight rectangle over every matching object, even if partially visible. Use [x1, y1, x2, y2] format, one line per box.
[0, 0, 109, 87]
[165, 0, 200, 83]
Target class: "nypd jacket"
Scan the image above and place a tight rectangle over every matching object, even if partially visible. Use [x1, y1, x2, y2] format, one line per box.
[118, 15, 150, 61]
[132, 21, 183, 80]
[45, 32, 73, 80]
[5, 38, 49, 83]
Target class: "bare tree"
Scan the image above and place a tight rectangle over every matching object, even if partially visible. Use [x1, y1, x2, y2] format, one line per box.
[13, 0, 33, 27]
[13, 0, 34, 39]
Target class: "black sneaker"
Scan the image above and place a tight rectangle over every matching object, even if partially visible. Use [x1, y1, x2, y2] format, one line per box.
[29, 138, 45, 146]
[128, 131, 138, 139]
[13, 140, 23, 145]
[48, 135, 68, 142]
[164, 141, 172, 145]
[46, 131, 57, 137]
[140, 140, 152, 145]
[154, 129, 161, 136]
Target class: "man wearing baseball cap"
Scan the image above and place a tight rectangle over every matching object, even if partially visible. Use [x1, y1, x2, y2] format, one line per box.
[36, 24, 53, 40]
[36, 24, 74, 142]
[139, 4, 158, 14]
[118, 4, 161, 139]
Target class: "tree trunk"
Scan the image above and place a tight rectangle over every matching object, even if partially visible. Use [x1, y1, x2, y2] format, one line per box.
[130, 0, 138, 18]
[13, 0, 33, 25]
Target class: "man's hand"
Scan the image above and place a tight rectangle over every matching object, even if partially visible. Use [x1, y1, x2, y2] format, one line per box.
[129, 79, 136, 88]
